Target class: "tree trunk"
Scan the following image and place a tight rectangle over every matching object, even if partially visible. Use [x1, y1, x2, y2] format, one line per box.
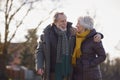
[0, 44, 8, 79]
[0, 54, 8, 80]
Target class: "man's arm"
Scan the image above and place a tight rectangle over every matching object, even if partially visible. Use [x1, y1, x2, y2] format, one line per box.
[35, 35, 45, 75]
[94, 33, 103, 42]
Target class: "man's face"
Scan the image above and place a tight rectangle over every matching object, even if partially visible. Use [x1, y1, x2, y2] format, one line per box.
[55, 14, 67, 31]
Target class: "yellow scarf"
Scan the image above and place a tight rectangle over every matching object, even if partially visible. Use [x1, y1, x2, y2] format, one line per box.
[72, 30, 90, 65]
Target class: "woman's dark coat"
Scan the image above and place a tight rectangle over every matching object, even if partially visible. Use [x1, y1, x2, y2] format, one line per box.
[72, 29, 106, 80]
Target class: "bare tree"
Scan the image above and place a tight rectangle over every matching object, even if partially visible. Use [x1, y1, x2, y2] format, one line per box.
[21, 28, 38, 70]
[0, 0, 63, 78]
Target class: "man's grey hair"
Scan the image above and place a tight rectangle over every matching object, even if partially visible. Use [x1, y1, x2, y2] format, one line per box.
[78, 16, 94, 30]
[53, 12, 66, 23]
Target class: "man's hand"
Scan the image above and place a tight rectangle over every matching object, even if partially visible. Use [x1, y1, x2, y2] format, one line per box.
[94, 33, 101, 42]
[37, 69, 44, 76]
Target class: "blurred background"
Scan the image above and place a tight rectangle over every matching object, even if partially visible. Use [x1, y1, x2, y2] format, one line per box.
[0, 0, 120, 80]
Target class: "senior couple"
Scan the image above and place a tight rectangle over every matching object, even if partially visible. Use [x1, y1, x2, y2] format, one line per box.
[35, 12, 106, 80]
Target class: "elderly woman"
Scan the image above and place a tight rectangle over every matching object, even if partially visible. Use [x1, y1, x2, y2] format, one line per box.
[72, 16, 106, 80]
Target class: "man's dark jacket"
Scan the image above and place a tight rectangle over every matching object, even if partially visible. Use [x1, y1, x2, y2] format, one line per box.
[36, 22, 75, 80]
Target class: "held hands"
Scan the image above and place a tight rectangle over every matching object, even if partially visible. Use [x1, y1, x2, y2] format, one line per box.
[94, 33, 101, 42]
[37, 69, 44, 76]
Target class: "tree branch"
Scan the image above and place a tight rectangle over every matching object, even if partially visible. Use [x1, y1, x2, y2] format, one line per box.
[4, 0, 10, 46]
[8, 3, 33, 42]
[8, 0, 40, 26]
[8, 2, 26, 25]
[8, 0, 13, 14]
[35, 8, 57, 30]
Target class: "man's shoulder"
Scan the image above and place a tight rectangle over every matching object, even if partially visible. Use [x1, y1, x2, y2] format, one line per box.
[43, 24, 53, 33]
[67, 22, 73, 27]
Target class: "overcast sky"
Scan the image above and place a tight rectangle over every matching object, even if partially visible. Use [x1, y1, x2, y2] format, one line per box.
[60, 0, 120, 59]
[0, 0, 120, 60]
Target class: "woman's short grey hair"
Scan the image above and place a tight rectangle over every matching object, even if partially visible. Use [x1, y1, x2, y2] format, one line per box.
[78, 16, 94, 30]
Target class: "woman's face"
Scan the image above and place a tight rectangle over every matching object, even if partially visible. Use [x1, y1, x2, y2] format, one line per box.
[76, 21, 85, 33]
